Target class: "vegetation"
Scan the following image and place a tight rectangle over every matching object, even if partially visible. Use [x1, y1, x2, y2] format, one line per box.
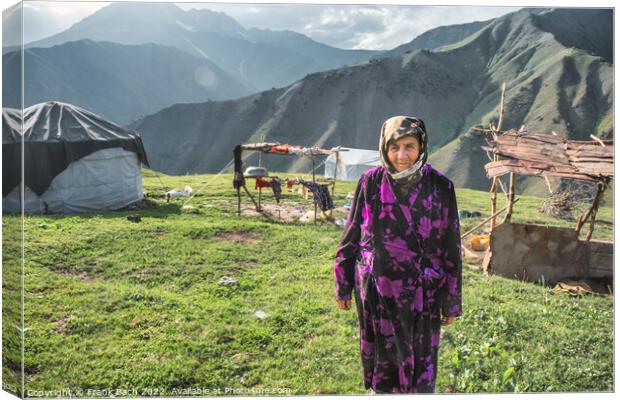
[2, 171, 613, 395]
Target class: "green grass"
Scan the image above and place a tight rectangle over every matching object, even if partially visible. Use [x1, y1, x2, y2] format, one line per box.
[2, 171, 613, 395]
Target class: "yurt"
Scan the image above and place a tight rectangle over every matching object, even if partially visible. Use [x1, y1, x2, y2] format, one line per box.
[324, 147, 380, 181]
[2, 101, 150, 213]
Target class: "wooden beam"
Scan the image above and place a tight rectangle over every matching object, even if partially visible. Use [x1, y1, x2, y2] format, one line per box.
[461, 198, 520, 239]
[242, 184, 261, 211]
[489, 82, 507, 232]
[576, 180, 608, 239]
[503, 172, 516, 223]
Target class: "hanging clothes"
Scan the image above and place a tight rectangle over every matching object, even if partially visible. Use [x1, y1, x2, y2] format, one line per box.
[233, 144, 245, 189]
[333, 164, 462, 393]
[286, 179, 296, 190]
[270, 144, 302, 154]
[298, 184, 309, 199]
[255, 177, 271, 189]
[299, 179, 334, 211]
[270, 178, 283, 203]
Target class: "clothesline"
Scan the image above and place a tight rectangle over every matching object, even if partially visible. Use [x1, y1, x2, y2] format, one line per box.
[240, 142, 340, 156]
[234, 142, 343, 221]
[251, 176, 334, 210]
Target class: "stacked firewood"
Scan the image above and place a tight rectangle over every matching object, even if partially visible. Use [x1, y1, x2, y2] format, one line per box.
[540, 191, 574, 220]
[483, 130, 613, 181]
[539, 183, 596, 220]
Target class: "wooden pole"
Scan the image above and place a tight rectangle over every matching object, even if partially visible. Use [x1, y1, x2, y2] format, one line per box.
[461, 199, 520, 239]
[332, 151, 339, 197]
[258, 134, 265, 167]
[575, 182, 604, 234]
[242, 185, 260, 211]
[497, 82, 507, 133]
[313, 157, 317, 224]
[237, 187, 241, 216]
[490, 178, 499, 229]
[489, 82, 507, 232]
[503, 172, 516, 223]
[576, 180, 607, 239]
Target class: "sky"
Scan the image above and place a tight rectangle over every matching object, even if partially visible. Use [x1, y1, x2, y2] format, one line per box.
[0, 0, 537, 50]
[175, 2, 520, 49]
[0, 0, 615, 50]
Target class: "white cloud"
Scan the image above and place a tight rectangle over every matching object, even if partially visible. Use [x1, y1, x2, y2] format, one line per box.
[2, 0, 611, 50]
[180, 3, 520, 50]
[18, 1, 110, 43]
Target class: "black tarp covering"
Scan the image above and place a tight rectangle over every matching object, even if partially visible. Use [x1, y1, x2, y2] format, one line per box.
[2, 102, 149, 196]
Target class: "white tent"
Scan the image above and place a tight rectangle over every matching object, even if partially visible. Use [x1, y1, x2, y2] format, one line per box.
[2, 102, 150, 214]
[324, 147, 381, 181]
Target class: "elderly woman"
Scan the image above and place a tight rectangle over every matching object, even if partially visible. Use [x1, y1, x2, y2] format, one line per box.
[333, 116, 462, 394]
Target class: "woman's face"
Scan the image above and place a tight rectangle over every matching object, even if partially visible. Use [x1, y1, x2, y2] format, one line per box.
[387, 136, 420, 172]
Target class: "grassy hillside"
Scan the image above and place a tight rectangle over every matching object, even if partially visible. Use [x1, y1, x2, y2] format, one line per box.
[2, 170, 613, 395]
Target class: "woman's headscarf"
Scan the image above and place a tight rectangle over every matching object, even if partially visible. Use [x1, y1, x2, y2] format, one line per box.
[379, 115, 428, 185]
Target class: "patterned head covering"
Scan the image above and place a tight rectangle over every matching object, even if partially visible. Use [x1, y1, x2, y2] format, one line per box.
[379, 116, 428, 184]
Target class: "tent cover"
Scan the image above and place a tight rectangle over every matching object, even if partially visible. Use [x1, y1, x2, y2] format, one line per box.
[2, 101, 150, 213]
[324, 147, 381, 181]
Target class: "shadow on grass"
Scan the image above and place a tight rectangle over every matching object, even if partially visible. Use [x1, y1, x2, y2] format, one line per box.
[19, 199, 183, 220]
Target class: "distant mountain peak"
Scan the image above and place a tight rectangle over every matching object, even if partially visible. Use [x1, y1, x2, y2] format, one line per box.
[186, 7, 249, 39]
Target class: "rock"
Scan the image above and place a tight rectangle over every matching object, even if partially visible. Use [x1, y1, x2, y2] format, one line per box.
[218, 276, 238, 286]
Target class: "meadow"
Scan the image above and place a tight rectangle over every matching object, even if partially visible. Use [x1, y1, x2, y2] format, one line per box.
[2, 170, 613, 395]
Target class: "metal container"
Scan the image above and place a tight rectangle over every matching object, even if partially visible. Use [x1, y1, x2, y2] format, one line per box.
[244, 166, 269, 178]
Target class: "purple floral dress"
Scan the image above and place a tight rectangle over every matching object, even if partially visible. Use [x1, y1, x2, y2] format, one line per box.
[334, 164, 462, 393]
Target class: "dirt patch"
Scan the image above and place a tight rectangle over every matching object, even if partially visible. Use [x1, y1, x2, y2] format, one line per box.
[54, 314, 75, 334]
[213, 230, 260, 244]
[240, 203, 308, 222]
[239, 202, 348, 224]
[61, 270, 96, 283]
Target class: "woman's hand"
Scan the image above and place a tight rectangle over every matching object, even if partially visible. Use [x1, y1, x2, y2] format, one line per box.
[441, 316, 456, 326]
[336, 299, 352, 310]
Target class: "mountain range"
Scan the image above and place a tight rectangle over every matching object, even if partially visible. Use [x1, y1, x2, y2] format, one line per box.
[25, 2, 380, 92]
[3, 5, 613, 195]
[129, 7, 613, 195]
[2, 39, 252, 123]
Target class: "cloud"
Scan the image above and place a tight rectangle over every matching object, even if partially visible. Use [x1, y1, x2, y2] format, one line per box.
[181, 3, 520, 50]
[304, 6, 389, 48]
[20, 1, 110, 43]
[5, 0, 520, 50]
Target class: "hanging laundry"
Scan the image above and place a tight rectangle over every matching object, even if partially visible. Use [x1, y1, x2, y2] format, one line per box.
[270, 178, 283, 203]
[297, 184, 309, 199]
[255, 177, 271, 189]
[286, 179, 296, 190]
[270, 144, 302, 154]
[233, 144, 245, 189]
[299, 179, 334, 211]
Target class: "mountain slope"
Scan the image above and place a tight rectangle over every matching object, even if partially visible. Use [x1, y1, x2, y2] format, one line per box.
[378, 19, 492, 58]
[27, 2, 379, 92]
[428, 8, 613, 192]
[131, 7, 612, 195]
[132, 52, 478, 175]
[3, 40, 252, 125]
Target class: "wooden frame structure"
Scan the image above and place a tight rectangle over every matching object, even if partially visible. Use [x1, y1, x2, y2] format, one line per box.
[233, 142, 343, 223]
[482, 131, 613, 239]
[461, 82, 613, 284]
[464, 82, 613, 241]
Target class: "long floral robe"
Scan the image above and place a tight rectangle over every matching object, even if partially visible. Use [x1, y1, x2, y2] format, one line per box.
[334, 164, 462, 393]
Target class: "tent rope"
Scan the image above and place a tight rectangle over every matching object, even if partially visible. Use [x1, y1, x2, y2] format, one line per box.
[181, 158, 234, 207]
